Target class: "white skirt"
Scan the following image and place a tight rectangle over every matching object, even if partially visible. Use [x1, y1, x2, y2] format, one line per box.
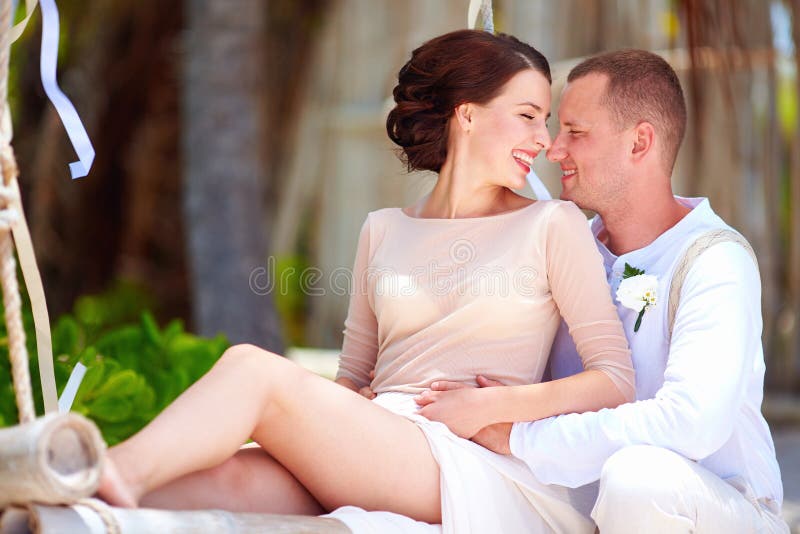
[325, 392, 596, 534]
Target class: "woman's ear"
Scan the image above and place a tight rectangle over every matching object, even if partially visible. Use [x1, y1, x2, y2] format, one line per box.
[454, 103, 473, 133]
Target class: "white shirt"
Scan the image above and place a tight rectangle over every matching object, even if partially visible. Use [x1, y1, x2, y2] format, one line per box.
[511, 196, 785, 509]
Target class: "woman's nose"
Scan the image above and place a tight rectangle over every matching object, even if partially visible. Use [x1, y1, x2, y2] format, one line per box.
[536, 127, 552, 152]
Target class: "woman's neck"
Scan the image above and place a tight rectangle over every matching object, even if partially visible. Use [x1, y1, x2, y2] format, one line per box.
[411, 154, 525, 219]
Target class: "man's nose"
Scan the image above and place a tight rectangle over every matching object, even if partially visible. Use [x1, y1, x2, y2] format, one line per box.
[547, 134, 566, 162]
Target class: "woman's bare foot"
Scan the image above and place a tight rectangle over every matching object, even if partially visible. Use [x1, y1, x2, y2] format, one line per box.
[96, 455, 139, 508]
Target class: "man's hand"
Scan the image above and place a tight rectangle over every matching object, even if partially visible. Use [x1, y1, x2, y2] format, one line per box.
[471, 422, 512, 455]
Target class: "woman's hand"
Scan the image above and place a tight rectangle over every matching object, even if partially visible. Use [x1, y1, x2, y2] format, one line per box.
[414, 376, 505, 439]
[336, 370, 377, 399]
[358, 370, 376, 399]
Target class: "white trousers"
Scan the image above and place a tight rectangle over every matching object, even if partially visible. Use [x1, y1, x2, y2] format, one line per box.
[592, 445, 789, 534]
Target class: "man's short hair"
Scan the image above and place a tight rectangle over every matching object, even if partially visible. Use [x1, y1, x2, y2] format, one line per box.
[568, 49, 687, 172]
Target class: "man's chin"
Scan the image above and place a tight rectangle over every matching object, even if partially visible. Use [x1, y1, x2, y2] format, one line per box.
[559, 190, 590, 210]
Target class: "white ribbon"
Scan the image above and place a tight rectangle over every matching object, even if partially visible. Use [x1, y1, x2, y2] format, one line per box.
[38, 0, 94, 178]
[14, 0, 94, 179]
[9, 0, 37, 42]
[58, 361, 86, 413]
[526, 169, 552, 200]
[467, 0, 494, 33]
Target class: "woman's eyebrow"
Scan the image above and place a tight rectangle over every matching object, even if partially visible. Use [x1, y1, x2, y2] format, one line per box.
[517, 101, 550, 119]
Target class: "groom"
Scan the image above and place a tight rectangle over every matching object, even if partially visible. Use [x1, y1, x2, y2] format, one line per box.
[452, 50, 788, 532]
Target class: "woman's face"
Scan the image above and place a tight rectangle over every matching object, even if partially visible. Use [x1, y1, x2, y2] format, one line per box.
[463, 69, 552, 189]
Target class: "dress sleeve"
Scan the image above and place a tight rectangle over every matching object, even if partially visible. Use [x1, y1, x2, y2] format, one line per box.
[545, 202, 635, 401]
[335, 216, 379, 389]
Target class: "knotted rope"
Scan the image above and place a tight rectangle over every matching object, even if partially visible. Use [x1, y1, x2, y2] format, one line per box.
[1, 0, 61, 421]
[0, 0, 36, 424]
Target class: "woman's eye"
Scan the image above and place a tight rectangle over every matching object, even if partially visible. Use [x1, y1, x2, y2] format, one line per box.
[521, 114, 534, 120]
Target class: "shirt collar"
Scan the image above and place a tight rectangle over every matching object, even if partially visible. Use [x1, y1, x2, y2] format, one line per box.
[590, 196, 712, 264]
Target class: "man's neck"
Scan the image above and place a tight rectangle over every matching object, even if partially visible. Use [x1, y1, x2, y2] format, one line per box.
[597, 191, 693, 256]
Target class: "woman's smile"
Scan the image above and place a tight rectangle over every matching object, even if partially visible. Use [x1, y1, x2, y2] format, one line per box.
[512, 149, 536, 173]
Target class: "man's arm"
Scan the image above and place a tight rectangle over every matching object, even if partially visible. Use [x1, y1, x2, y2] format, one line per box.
[510, 242, 761, 487]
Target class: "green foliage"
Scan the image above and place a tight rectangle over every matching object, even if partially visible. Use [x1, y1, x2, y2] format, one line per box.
[0, 282, 228, 445]
[622, 263, 646, 279]
[274, 254, 310, 346]
[777, 75, 797, 140]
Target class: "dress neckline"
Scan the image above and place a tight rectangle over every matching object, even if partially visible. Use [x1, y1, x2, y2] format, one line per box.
[397, 200, 541, 222]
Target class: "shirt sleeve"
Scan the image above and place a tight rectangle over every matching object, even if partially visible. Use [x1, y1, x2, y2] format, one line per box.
[545, 202, 635, 401]
[510, 241, 760, 487]
[334, 216, 379, 389]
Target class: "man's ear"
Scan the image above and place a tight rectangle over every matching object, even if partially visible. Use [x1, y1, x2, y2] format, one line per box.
[454, 103, 473, 132]
[631, 121, 655, 162]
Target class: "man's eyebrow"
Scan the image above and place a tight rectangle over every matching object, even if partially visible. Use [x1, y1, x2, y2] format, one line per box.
[517, 101, 551, 120]
[562, 119, 588, 128]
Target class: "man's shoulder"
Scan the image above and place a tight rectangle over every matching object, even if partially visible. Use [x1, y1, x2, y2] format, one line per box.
[663, 197, 742, 260]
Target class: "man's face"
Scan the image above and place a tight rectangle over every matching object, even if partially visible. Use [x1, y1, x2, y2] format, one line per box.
[547, 73, 630, 213]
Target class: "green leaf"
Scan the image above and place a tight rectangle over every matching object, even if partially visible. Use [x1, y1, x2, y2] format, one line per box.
[75, 361, 106, 401]
[96, 370, 142, 398]
[52, 316, 80, 357]
[78, 346, 100, 366]
[141, 312, 161, 347]
[622, 263, 646, 279]
[87, 395, 133, 423]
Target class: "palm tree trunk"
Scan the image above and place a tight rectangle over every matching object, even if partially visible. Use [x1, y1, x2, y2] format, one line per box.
[183, 0, 283, 351]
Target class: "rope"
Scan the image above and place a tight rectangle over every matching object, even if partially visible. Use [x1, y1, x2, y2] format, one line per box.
[77, 498, 122, 534]
[0, 0, 37, 425]
[0, 0, 59, 419]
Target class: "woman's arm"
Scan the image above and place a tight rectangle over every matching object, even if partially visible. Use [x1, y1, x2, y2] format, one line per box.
[334, 216, 380, 391]
[335, 376, 360, 392]
[416, 370, 625, 438]
[537, 201, 635, 407]
[481, 369, 626, 423]
[417, 202, 633, 436]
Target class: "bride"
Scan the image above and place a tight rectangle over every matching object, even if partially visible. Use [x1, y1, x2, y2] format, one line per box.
[98, 29, 634, 532]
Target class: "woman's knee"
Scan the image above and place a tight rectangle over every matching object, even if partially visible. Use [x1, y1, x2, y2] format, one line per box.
[217, 344, 287, 376]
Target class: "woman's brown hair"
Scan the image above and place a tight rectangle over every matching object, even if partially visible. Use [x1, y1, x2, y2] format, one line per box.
[386, 30, 550, 173]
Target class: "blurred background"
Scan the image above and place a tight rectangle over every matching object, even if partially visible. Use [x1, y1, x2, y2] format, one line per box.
[4, 0, 799, 422]
[3, 0, 800, 526]
[12, 0, 800, 390]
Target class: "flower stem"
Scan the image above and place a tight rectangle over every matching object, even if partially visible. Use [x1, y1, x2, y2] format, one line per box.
[634, 308, 645, 332]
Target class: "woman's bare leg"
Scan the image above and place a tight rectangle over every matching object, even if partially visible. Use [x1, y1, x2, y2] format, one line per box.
[139, 446, 324, 514]
[101, 344, 441, 522]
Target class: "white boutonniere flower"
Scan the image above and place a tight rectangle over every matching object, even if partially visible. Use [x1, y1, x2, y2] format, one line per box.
[616, 263, 658, 333]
